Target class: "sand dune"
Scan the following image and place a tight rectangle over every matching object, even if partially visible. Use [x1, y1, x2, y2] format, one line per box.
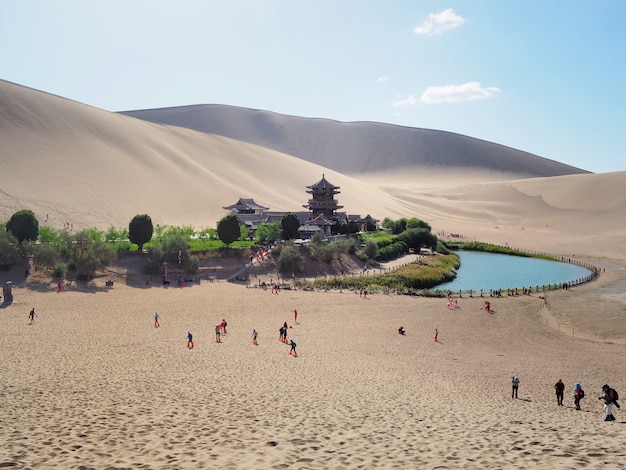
[120, 103, 590, 178]
[1, 79, 626, 469]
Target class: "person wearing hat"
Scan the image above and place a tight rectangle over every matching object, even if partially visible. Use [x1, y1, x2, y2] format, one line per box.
[573, 383, 585, 410]
[599, 384, 618, 421]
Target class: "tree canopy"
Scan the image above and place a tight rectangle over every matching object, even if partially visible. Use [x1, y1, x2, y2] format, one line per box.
[217, 215, 241, 245]
[6, 210, 39, 244]
[128, 214, 154, 251]
[281, 213, 300, 240]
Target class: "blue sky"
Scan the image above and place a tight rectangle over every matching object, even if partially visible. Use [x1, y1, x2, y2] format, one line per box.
[2, 0, 625, 173]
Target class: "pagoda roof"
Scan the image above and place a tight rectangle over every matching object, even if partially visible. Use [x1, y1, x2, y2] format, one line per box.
[306, 174, 340, 191]
[304, 214, 337, 226]
[223, 198, 269, 212]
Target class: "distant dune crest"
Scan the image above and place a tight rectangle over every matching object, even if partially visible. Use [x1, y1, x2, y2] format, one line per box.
[120, 104, 590, 178]
[2, 79, 625, 259]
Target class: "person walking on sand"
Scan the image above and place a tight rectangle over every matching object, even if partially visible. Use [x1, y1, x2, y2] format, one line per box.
[293, 309, 298, 324]
[252, 329, 259, 345]
[289, 339, 297, 356]
[29, 308, 37, 325]
[187, 331, 194, 349]
[279, 325, 285, 343]
[57, 281, 62, 293]
[512, 376, 520, 398]
[573, 383, 585, 410]
[221, 319, 228, 334]
[599, 384, 619, 421]
[555, 379, 565, 406]
[154, 312, 160, 328]
[215, 324, 222, 343]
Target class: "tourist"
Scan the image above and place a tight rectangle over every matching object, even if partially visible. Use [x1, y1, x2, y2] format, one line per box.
[512, 376, 520, 398]
[398, 326, 406, 335]
[28, 307, 37, 325]
[289, 339, 297, 356]
[554, 379, 565, 406]
[278, 325, 285, 343]
[154, 312, 160, 328]
[252, 329, 258, 345]
[598, 384, 619, 421]
[215, 324, 222, 343]
[221, 318, 228, 334]
[187, 331, 194, 349]
[293, 309, 298, 324]
[573, 383, 585, 410]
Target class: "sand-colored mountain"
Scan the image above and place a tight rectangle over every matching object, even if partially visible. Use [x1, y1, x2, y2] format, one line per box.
[1, 79, 625, 261]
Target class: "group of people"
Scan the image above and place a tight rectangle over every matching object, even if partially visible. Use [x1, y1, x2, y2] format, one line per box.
[184, 318, 227, 348]
[180, 313, 298, 357]
[514, 377, 620, 421]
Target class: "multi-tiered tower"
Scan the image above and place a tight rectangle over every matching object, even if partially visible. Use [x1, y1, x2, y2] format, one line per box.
[303, 174, 343, 219]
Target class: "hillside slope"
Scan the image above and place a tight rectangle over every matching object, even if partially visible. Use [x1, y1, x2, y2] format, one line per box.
[120, 104, 590, 178]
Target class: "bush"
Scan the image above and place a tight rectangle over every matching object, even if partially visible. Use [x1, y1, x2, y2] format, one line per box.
[53, 262, 67, 279]
[0, 232, 22, 270]
[276, 245, 304, 274]
[362, 240, 378, 260]
[33, 245, 59, 270]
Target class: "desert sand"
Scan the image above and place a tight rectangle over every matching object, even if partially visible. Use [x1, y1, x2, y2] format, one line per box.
[1, 262, 626, 469]
[1, 80, 626, 468]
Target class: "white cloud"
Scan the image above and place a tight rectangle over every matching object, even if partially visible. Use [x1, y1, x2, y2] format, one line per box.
[377, 75, 396, 83]
[420, 82, 501, 103]
[414, 8, 465, 36]
[392, 94, 418, 107]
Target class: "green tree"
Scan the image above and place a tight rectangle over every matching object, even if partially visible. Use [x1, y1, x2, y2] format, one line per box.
[281, 213, 300, 240]
[276, 244, 304, 274]
[162, 234, 198, 274]
[38, 226, 58, 244]
[6, 210, 39, 244]
[33, 245, 59, 271]
[398, 228, 438, 252]
[0, 231, 22, 270]
[406, 217, 432, 231]
[129, 214, 154, 252]
[217, 215, 241, 246]
[363, 240, 378, 260]
[255, 222, 281, 245]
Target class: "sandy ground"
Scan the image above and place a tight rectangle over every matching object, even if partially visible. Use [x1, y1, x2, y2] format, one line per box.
[2, 78, 626, 469]
[1, 261, 625, 469]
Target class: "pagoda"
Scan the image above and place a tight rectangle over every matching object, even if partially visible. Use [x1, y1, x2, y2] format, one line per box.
[303, 174, 343, 219]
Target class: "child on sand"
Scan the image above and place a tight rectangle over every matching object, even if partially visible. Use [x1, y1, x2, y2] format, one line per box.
[252, 329, 258, 345]
[215, 324, 222, 342]
[187, 331, 194, 349]
[29, 308, 37, 325]
[293, 309, 298, 324]
[154, 312, 160, 328]
[573, 383, 585, 410]
[289, 339, 297, 356]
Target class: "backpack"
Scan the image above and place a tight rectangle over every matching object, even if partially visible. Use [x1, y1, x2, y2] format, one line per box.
[579, 389, 585, 399]
[610, 388, 619, 401]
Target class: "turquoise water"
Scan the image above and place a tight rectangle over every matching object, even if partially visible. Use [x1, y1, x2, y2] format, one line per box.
[437, 251, 593, 292]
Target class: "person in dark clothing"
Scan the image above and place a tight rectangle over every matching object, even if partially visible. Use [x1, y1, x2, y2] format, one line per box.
[555, 379, 565, 406]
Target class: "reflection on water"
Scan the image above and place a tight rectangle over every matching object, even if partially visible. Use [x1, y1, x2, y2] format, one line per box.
[437, 251, 593, 292]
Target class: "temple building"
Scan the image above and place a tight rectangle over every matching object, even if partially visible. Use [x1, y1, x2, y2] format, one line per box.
[223, 175, 377, 237]
[302, 174, 343, 219]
